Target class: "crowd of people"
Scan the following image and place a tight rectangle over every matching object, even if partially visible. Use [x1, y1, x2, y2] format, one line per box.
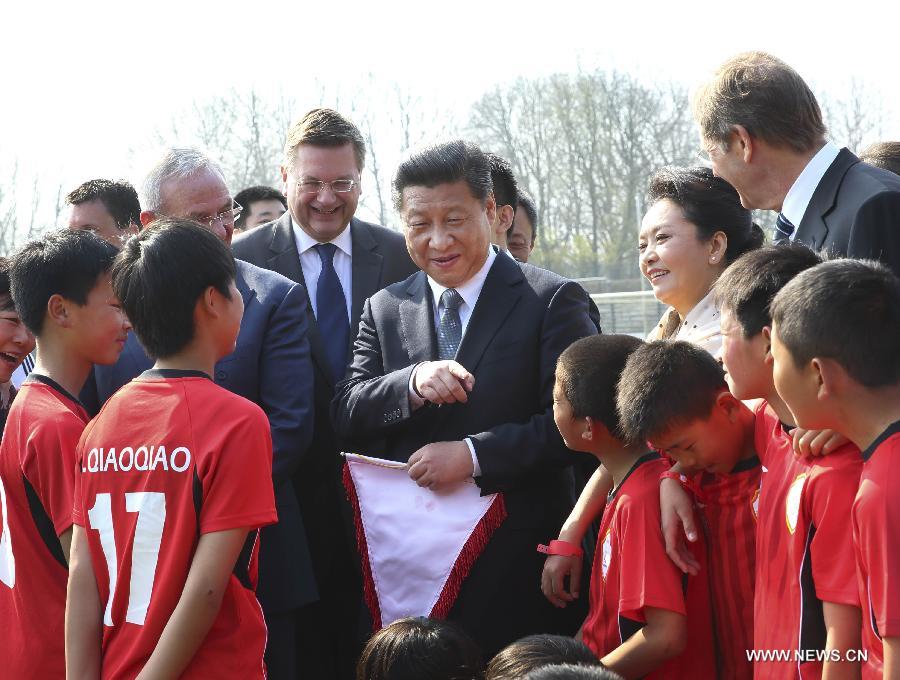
[0, 49, 900, 680]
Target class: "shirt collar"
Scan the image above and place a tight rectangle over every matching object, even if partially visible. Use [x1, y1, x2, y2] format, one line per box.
[427, 246, 497, 311]
[781, 141, 841, 227]
[680, 289, 719, 331]
[292, 218, 353, 258]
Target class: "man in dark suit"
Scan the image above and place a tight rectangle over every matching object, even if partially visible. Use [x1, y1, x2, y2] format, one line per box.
[695, 51, 900, 275]
[82, 148, 315, 680]
[331, 140, 597, 659]
[232, 108, 417, 678]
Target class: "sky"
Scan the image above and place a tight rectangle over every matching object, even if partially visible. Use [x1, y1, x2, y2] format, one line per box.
[2, 0, 899, 221]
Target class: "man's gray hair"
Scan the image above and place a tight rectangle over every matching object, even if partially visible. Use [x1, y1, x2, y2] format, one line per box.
[140, 147, 229, 214]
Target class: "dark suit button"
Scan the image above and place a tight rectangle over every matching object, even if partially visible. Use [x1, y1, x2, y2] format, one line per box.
[216, 370, 226, 380]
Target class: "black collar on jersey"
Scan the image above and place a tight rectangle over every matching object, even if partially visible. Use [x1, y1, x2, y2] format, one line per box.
[140, 368, 212, 381]
[861, 420, 900, 462]
[608, 451, 661, 502]
[730, 453, 761, 474]
[25, 373, 84, 408]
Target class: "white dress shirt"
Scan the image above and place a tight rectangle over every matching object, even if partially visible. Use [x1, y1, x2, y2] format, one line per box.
[781, 141, 841, 240]
[648, 290, 722, 359]
[292, 219, 353, 322]
[409, 246, 498, 476]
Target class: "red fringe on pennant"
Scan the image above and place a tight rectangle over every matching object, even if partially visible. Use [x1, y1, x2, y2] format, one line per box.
[430, 492, 508, 620]
[342, 461, 383, 630]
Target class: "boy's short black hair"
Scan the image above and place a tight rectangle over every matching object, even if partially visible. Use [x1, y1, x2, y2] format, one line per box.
[511, 189, 538, 242]
[524, 664, 623, 680]
[9, 229, 118, 335]
[616, 341, 727, 445]
[112, 219, 236, 360]
[0, 258, 15, 312]
[770, 259, 900, 388]
[556, 335, 644, 438]
[356, 616, 483, 680]
[486, 634, 601, 680]
[713, 243, 822, 337]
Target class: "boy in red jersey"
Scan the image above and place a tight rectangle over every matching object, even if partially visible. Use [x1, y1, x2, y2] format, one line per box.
[0, 230, 128, 678]
[770, 259, 900, 680]
[616, 339, 760, 680]
[66, 220, 277, 679]
[547, 334, 715, 679]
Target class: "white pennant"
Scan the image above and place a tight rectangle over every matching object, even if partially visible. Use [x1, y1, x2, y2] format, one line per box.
[343, 452, 505, 629]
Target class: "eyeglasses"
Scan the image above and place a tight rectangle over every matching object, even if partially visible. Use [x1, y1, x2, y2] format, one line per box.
[295, 179, 358, 195]
[200, 201, 243, 230]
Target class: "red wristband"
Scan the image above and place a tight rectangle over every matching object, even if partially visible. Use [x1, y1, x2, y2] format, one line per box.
[537, 539, 584, 558]
[659, 470, 689, 485]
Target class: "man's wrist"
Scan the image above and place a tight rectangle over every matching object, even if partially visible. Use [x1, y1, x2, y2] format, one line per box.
[408, 363, 426, 410]
[464, 437, 480, 477]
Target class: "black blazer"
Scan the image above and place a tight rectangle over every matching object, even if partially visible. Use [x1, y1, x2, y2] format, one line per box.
[82, 259, 317, 614]
[794, 148, 900, 275]
[330, 254, 597, 651]
[232, 213, 417, 587]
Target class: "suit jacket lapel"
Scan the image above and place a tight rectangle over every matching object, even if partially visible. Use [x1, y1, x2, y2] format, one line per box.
[349, 219, 384, 364]
[399, 272, 438, 364]
[266, 212, 330, 382]
[455, 254, 523, 371]
[796, 148, 859, 250]
[266, 213, 306, 287]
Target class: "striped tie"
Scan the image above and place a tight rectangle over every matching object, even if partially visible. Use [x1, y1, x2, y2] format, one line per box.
[437, 289, 463, 360]
[774, 213, 795, 243]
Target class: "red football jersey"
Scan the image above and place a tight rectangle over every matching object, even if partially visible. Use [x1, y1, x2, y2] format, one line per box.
[73, 371, 277, 680]
[582, 453, 716, 679]
[698, 454, 761, 680]
[0, 375, 89, 678]
[753, 401, 862, 680]
[853, 421, 900, 679]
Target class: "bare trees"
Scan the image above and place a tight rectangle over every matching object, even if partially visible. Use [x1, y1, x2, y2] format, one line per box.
[468, 69, 696, 281]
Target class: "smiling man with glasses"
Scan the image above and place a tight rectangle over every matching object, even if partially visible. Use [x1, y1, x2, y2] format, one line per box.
[233, 108, 417, 679]
[80, 147, 317, 680]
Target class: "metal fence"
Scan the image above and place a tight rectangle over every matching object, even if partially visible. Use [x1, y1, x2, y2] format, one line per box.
[589, 290, 666, 337]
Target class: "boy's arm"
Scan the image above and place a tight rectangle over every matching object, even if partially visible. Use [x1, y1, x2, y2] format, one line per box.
[885, 637, 900, 680]
[541, 464, 612, 607]
[66, 526, 102, 680]
[600, 607, 687, 679]
[822, 602, 861, 680]
[659, 463, 701, 574]
[60, 527, 73, 564]
[135, 528, 249, 680]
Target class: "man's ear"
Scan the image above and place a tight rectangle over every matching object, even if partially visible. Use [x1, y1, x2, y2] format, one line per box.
[732, 124, 754, 163]
[484, 193, 497, 227]
[139, 210, 157, 228]
[497, 205, 515, 232]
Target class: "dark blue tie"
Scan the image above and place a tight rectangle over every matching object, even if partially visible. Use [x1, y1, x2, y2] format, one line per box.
[774, 212, 796, 243]
[314, 243, 349, 383]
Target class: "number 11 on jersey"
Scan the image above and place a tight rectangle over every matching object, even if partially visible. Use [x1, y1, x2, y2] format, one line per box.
[87, 492, 166, 626]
